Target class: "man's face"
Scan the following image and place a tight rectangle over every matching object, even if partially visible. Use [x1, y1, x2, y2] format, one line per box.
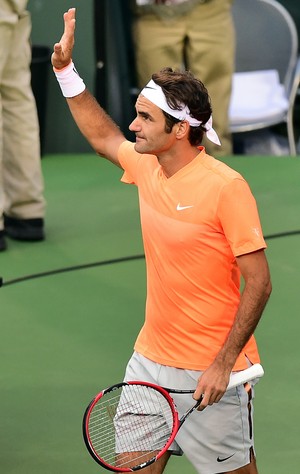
[129, 95, 177, 156]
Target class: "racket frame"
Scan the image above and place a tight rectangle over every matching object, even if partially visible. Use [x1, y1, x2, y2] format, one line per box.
[83, 381, 180, 472]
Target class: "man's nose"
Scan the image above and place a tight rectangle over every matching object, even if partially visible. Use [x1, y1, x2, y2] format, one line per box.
[129, 117, 140, 132]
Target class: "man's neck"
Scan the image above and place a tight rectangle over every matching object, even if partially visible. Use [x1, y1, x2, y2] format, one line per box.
[158, 145, 201, 178]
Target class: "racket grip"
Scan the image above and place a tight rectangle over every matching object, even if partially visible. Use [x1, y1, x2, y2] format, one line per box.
[227, 363, 264, 390]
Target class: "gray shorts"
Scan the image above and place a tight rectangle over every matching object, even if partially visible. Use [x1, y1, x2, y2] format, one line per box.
[123, 352, 257, 474]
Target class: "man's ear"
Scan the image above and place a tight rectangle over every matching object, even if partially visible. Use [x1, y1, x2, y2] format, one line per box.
[175, 120, 189, 139]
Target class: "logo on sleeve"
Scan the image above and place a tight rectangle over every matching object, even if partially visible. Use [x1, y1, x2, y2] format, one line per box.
[252, 227, 261, 237]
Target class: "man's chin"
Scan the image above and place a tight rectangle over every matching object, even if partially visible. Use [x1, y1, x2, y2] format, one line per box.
[134, 141, 149, 154]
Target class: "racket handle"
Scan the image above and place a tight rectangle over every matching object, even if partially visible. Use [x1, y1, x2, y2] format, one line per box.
[227, 363, 264, 390]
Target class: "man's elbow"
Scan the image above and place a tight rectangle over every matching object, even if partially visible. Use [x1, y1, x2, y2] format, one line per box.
[264, 277, 272, 303]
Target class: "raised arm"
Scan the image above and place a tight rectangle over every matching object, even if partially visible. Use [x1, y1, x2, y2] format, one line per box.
[51, 8, 126, 166]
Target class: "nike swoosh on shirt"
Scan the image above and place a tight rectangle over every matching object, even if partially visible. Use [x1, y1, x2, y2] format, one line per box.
[217, 454, 235, 463]
[176, 203, 194, 211]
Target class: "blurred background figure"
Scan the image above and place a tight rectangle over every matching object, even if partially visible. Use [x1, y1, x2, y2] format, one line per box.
[0, 0, 46, 251]
[131, 0, 235, 157]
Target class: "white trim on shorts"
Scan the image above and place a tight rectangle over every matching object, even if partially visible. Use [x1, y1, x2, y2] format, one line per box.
[123, 352, 257, 474]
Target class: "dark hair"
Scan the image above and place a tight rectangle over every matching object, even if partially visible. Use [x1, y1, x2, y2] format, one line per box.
[151, 68, 212, 146]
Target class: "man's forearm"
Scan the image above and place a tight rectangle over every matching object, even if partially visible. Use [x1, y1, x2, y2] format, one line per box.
[214, 274, 272, 371]
[66, 89, 125, 163]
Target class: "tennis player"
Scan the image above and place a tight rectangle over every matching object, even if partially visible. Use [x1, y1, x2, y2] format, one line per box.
[52, 8, 272, 474]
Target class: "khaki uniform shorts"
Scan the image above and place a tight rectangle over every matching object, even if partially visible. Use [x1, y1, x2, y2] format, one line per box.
[123, 352, 257, 474]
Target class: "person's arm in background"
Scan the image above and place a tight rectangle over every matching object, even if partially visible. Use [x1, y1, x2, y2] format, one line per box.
[51, 8, 125, 166]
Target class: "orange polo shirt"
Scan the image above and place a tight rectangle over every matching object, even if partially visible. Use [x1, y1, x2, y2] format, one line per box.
[118, 141, 266, 370]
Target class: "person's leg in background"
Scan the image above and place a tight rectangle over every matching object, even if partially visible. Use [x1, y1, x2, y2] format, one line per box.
[0, 5, 45, 250]
[0, 5, 12, 250]
[133, 11, 186, 88]
[185, 0, 235, 157]
[0, 92, 5, 250]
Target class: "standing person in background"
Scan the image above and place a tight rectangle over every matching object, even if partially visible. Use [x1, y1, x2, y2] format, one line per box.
[131, 0, 235, 157]
[0, 0, 46, 251]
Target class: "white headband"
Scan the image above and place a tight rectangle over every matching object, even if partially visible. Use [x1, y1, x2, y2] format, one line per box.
[141, 79, 221, 146]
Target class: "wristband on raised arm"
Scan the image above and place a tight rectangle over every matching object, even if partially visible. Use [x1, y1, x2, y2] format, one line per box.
[53, 61, 86, 98]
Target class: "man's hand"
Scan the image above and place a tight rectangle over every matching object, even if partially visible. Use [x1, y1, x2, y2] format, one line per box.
[193, 362, 231, 411]
[52, 8, 76, 70]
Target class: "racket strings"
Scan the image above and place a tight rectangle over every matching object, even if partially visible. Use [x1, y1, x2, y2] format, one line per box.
[87, 384, 175, 468]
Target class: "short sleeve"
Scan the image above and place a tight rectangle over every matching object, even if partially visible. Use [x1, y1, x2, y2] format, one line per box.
[217, 178, 267, 256]
[117, 141, 142, 185]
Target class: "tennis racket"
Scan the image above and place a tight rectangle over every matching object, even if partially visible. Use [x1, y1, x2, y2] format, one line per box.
[83, 363, 264, 472]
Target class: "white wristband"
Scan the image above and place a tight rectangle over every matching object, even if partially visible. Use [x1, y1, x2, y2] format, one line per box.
[54, 61, 86, 98]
